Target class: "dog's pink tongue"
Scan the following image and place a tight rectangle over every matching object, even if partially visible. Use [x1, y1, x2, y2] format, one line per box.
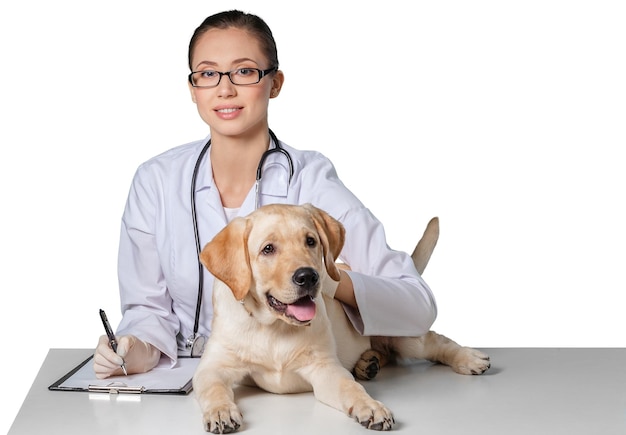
[286, 297, 316, 322]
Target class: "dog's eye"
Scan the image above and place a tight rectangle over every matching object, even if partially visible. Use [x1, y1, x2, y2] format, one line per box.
[306, 236, 316, 247]
[262, 244, 275, 255]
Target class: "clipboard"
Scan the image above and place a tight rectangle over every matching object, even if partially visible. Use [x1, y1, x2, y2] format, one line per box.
[49, 353, 200, 395]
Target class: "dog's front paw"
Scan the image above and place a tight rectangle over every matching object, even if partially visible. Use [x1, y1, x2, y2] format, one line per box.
[349, 399, 395, 431]
[451, 347, 491, 375]
[202, 402, 243, 434]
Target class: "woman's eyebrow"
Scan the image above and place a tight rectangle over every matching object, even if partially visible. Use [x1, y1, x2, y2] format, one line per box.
[194, 60, 217, 70]
[194, 58, 259, 70]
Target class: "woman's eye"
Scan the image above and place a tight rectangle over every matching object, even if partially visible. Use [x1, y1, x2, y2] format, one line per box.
[262, 244, 275, 255]
[201, 70, 217, 78]
[236, 68, 254, 76]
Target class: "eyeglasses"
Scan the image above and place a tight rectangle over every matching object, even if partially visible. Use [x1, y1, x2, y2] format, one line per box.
[188, 67, 277, 88]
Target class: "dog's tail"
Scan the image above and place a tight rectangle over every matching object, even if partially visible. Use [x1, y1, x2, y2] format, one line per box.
[411, 217, 439, 275]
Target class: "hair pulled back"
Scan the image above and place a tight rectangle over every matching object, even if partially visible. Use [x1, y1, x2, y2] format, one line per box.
[188, 10, 279, 71]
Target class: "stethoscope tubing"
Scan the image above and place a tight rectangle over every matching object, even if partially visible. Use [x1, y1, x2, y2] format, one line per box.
[190, 139, 211, 345]
[188, 129, 294, 352]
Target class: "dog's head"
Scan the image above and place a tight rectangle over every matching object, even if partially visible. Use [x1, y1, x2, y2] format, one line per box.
[200, 203, 345, 326]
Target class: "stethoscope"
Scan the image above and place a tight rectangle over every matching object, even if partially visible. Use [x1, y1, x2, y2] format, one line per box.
[186, 129, 294, 356]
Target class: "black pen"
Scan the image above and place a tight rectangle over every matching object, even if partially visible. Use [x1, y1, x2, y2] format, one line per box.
[99, 309, 128, 376]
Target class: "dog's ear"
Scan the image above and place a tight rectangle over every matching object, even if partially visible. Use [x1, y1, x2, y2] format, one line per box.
[305, 204, 345, 281]
[200, 217, 252, 300]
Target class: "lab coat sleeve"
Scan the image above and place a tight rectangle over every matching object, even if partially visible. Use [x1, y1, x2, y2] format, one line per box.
[340, 209, 438, 337]
[115, 163, 179, 363]
[299, 152, 437, 337]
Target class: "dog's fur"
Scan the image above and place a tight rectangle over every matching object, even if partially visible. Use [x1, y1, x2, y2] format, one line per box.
[193, 204, 490, 433]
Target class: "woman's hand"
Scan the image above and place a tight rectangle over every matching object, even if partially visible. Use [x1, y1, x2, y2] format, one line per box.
[93, 334, 161, 379]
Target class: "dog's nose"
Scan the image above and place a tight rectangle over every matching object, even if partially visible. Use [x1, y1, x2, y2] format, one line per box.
[292, 267, 319, 290]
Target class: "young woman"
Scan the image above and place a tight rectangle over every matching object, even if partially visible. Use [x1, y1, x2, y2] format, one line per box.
[94, 10, 437, 378]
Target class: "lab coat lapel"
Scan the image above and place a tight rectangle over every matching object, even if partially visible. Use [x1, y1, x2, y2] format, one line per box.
[253, 151, 291, 208]
[194, 147, 228, 226]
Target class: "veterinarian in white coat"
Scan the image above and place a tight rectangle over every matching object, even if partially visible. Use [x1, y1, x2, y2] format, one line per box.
[93, 10, 437, 378]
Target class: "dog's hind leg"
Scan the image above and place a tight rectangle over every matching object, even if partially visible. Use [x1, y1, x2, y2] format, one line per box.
[387, 331, 490, 375]
[353, 338, 400, 380]
[353, 349, 383, 380]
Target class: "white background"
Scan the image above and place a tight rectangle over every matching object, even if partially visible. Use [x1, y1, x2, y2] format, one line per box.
[1, 1, 624, 432]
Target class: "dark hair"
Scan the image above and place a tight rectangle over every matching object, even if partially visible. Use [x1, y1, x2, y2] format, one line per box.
[188, 10, 279, 71]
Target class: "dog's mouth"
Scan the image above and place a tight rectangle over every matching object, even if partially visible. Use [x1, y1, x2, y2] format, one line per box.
[267, 294, 316, 323]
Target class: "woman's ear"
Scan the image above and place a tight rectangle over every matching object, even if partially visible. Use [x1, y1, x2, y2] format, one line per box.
[188, 81, 198, 103]
[270, 70, 285, 99]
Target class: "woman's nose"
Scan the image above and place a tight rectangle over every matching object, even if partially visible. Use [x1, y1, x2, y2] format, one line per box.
[216, 75, 236, 97]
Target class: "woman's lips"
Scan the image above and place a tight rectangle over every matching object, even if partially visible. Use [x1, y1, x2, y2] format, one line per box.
[214, 106, 242, 119]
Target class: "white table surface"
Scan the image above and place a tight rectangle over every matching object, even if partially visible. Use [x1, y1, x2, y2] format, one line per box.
[8, 348, 626, 435]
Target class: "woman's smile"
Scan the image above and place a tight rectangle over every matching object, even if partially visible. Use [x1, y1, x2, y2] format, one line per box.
[214, 106, 243, 120]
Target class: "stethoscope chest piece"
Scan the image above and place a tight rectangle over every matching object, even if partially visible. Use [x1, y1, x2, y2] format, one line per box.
[186, 333, 207, 357]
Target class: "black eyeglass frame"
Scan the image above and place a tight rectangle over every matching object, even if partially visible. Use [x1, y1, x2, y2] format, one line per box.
[188, 67, 278, 88]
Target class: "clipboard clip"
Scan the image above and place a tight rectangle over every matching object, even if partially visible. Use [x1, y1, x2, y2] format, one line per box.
[88, 382, 145, 394]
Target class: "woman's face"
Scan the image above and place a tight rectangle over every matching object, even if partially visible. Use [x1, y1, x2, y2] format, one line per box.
[188, 27, 283, 140]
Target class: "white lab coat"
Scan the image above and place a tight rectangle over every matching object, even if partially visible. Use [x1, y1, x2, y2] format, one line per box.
[116, 134, 437, 363]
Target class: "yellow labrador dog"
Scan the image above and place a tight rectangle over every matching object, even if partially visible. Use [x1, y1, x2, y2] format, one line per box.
[193, 204, 490, 433]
